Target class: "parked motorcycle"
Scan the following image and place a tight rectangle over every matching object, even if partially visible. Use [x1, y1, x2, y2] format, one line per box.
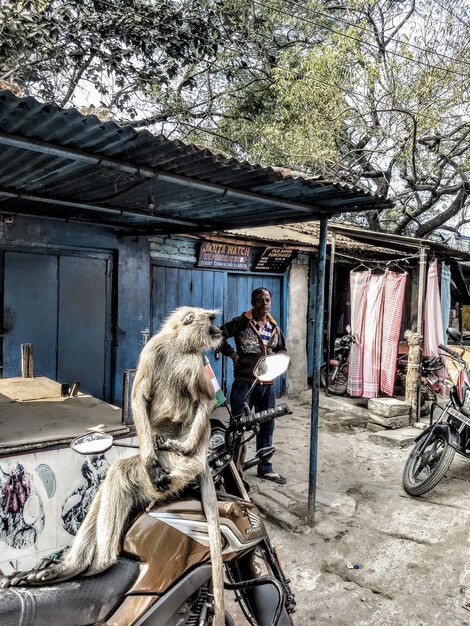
[320, 325, 355, 395]
[403, 328, 470, 497]
[0, 353, 295, 626]
[396, 353, 444, 414]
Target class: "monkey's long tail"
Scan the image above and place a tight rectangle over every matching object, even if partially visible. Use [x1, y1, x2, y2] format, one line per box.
[200, 467, 225, 626]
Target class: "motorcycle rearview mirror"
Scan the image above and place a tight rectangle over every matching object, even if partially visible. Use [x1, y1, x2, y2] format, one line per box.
[447, 327, 462, 345]
[71, 432, 114, 455]
[253, 353, 290, 383]
[346, 324, 351, 333]
[241, 354, 291, 408]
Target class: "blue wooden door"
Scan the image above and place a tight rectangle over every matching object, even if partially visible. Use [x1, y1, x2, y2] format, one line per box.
[152, 265, 225, 385]
[3, 251, 58, 379]
[57, 255, 111, 400]
[2, 250, 112, 400]
[224, 273, 285, 397]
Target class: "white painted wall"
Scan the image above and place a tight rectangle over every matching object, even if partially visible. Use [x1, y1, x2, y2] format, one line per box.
[286, 258, 310, 395]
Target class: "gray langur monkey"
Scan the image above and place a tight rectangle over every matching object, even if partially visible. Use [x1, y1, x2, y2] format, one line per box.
[0, 307, 226, 626]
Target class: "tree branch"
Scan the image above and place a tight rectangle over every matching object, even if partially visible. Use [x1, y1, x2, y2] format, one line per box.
[415, 188, 470, 237]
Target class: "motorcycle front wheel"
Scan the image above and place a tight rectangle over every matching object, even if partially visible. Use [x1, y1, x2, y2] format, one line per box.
[403, 430, 455, 496]
[320, 364, 348, 396]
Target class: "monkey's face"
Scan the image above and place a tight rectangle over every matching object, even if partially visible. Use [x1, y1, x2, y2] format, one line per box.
[174, 307, 223, 352]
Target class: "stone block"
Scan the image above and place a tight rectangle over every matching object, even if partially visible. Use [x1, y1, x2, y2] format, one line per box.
[369, 427, 416, 448]
[368, 411, 410, 429]
[368, 397, 410, 417]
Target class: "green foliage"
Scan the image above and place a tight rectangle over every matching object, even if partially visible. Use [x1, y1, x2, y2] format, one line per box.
[191, 0, 470, 238]
[1, 0, 470, 238]
[0, 0, 226, 109]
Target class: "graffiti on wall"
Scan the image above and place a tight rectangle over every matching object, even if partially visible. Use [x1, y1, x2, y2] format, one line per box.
[0, 463, 45, 550]
[61, 455, 109, 536]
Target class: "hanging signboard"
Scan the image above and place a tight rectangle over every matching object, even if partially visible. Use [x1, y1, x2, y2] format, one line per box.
[197, 241, 253, 270]
[254, 247, 295, 273]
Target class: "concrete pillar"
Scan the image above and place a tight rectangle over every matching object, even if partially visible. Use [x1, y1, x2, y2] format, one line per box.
[286, 259, 309, 395]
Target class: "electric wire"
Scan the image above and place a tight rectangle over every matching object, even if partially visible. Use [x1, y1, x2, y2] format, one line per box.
[269, 0, 470, 70]
[430, 0, 470, 27]
[221, 33, 464, 127]
[335, 250, 421, 264]
[250, 0, 470, 78]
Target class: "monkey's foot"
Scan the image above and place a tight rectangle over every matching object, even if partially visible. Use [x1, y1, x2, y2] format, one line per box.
[155, 436, 188, 455]
[0, 562, 88, 588]
[146, 457, 172, 492]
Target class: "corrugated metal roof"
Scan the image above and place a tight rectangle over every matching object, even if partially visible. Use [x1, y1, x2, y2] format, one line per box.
[0, 90, 392, 234]
[331, 222, 470, 262]
[215, 223, 470, 302]
[218, 225, 404, 256]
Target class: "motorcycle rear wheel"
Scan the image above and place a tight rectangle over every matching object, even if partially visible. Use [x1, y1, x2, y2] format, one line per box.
[403, 431, 455, 496]
[320, 364, 348, 396]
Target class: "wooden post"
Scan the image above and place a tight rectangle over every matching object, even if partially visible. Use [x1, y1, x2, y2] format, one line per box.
[405, 330, 422, 424]
[21, 343, 33, 378]
[412, 246, 428, 423]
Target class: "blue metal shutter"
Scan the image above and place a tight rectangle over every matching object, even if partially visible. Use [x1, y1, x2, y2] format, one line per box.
[3, 251, 112, 400]
[57, 255, 111, 400]
[3, 251, 58, 379]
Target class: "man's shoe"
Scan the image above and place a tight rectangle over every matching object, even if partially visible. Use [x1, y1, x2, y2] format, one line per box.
[256, 471, 287, 485]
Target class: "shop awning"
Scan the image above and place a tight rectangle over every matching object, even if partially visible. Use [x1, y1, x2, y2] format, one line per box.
[0, 90, 392, 235]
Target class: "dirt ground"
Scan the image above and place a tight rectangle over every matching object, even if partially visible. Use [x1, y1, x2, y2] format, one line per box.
[227, 396, 470, 626]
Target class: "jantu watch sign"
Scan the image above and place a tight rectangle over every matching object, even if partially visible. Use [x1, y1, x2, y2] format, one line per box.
[198, 241, 253, 270]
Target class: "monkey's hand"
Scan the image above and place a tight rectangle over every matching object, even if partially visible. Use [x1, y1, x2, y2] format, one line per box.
[146, 457, 172, 493]
[155, 436, 190, 456]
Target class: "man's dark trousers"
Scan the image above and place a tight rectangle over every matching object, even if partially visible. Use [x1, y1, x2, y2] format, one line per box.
[230, 380, 276, 475]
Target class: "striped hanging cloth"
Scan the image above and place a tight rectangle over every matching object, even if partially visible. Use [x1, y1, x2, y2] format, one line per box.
[347, 271, 371, 397]
[362, 274, 386, 398]
[424, 261, 444, 357]
[380, 271, 408, 396]
[440, 263, 452, 345]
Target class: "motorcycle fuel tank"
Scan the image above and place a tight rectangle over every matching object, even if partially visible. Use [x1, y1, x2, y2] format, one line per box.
[122, 496, 266, 594]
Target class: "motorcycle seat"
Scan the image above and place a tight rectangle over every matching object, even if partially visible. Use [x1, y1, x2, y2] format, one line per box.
[0, 556, 140, 626]
[397, 355, 443, 371]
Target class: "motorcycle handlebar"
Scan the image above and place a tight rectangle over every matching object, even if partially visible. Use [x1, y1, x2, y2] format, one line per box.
[236, 402, 292, 430]
[438, 343, 465, 363]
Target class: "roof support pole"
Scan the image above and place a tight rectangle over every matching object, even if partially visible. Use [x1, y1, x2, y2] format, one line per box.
[308, 216, 328, 524]
[325, 230, 336, 395]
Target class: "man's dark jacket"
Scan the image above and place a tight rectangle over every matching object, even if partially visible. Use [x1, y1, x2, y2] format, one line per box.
[219, 309, 287, 383]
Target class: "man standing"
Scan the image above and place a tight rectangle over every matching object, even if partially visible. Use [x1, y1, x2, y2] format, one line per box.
[219, 287, 287, 484]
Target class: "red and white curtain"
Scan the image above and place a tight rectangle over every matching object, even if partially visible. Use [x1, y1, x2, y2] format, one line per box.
[380, 272, 408, 396]
[424, 261, 444, 357]
[348, 270, 407, 399]
[347, 271, 371, 397]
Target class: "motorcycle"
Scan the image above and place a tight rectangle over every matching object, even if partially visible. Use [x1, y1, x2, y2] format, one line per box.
[0, 353, 295, 626]
[396, 353, 444, 414]
[320, 325, 355, 395]
[403, 328, 470, 497]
